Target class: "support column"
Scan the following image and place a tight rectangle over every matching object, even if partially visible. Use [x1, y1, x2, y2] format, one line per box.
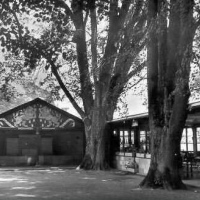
[192, 127, 197, 156]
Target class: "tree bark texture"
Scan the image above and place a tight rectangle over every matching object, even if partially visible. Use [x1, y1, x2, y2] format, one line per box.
[2, 0, 146, 170]
[140, 0, 196, 189]
[38, 0, 145, 170]
[74, 0, 144, 170]
[80, 106, 111, 170]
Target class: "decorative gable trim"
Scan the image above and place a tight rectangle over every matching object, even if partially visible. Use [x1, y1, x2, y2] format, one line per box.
[60, 119, 75, 128]
[0, 118, 15, 128]
[0, 98, 83, 129]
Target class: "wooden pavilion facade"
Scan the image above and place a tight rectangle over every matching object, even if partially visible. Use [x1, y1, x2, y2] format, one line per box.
[0, 98, 85, 166]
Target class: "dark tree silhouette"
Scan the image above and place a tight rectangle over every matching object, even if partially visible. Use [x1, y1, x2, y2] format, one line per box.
[140, 0, 199, 189]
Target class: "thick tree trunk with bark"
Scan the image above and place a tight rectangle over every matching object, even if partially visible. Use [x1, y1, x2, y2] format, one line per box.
[140, 0, 196, 189]
[80, 105, 111, 170]
[74, 0, 142, 170]
[24, 0, 145, 171]
[2, 0, 147, 171]
[140, 89, 190, 189]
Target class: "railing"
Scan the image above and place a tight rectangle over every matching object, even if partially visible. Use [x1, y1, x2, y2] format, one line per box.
[182, 152, 200, 178]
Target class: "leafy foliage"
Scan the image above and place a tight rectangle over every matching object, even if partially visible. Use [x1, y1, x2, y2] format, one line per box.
[0, 0, 148, 169]
[190, 27, 200, 101]
[0, 0, 147, 117]
[0, 52, 55, 112]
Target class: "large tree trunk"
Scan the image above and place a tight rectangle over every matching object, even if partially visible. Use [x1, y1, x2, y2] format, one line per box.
[79, 106, 111, 170]
[140, 88, 189, 189]
[72, 0, 145, 170]
[79, 80, 117, 170]
[140, 0, 196, 189]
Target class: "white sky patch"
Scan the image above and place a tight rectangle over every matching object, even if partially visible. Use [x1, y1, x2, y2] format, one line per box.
[10, 82, 26, 95]
[20, 11, 52, 39]
[33, 60, 49, 86]
[0, 48, 5, 62]
[54, 99, 80, 117]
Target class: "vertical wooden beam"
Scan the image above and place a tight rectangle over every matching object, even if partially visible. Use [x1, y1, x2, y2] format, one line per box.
[192, 127, 197, 156]
[35, 103, 40, 134]
[186, 128, 188, 152]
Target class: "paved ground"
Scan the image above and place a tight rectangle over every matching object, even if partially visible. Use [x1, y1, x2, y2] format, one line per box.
[0, 166, 199, 200]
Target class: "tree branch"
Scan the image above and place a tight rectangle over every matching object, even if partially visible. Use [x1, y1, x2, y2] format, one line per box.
[194, 19, 200, 30]
[166, 0, 181, 90]
[89, 0, 98, 85]
[84, 9, 89, 27]
[49, 60, 86, 118]
[113, 21, 146, 85]
[99, 0, 132, 83]
[49, 0, 75, 21]
[71, 0, 94, 115]
[119, 0, 134, 24]
[5, 4, 23, 48]
[123, 0, 144, 32]
[127, 61, 146, 80]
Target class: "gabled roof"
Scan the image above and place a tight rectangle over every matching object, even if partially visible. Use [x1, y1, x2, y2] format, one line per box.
[0, 98, 82, 122]
[0, 98, 83, 129]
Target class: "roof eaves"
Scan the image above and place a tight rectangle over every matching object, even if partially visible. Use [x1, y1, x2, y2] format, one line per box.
[108, 112, 148, 123]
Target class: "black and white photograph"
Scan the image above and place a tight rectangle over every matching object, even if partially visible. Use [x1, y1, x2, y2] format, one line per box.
[0, 0, 200, 199]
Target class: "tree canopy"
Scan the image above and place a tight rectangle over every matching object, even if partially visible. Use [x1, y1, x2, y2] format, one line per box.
[1, 0, 200, 190]
[0, 0, 147, 169]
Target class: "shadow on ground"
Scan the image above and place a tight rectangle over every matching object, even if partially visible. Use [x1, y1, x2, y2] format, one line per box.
[0, 167, 199, 200]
